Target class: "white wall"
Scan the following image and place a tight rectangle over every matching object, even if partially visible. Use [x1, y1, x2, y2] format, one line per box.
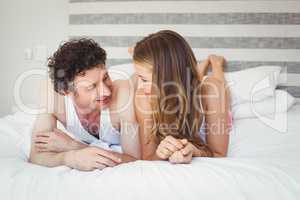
[0, 0, 68, 116]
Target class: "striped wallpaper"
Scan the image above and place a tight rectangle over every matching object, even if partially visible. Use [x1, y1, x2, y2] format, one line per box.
[68, 0, 300, 98]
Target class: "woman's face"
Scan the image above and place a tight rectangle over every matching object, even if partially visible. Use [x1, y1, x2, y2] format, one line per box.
[134, 62, 153, 95]
[71, 65, 113, 113]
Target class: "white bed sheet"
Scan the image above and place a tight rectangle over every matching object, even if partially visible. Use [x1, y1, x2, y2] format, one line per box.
[0, 104, 300, 200]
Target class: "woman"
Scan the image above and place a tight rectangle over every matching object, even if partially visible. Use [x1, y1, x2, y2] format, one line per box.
[132, 30, 232, 164]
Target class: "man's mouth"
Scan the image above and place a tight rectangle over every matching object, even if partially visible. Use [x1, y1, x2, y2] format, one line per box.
[96, 96, 110, 105]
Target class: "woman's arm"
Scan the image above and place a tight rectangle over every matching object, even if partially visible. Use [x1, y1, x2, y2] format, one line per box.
[171, 55, 230, 161]
[133, 86, 159, 160]
[111, 79, 141, 161]
[199, 77, 230, 157]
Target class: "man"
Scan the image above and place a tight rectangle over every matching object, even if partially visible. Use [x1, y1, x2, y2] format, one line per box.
[29, 38, 140, 171]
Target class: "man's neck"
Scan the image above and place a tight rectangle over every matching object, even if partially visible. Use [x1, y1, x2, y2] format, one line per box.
[75, 105, 100, 120]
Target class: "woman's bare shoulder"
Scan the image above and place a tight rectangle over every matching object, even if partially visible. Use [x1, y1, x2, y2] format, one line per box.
[110, 78, 136, 121]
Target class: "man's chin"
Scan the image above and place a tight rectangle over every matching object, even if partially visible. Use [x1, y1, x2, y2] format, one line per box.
[95, 100, 110, 110]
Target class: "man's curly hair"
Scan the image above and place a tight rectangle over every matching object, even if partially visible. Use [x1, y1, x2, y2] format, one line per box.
[48, 38, 107, 94]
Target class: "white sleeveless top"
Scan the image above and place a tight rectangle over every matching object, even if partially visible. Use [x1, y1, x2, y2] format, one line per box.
[64, 96, 122, 152]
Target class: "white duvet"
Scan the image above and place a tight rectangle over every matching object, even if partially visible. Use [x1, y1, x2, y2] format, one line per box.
[0, 104, 300, 200]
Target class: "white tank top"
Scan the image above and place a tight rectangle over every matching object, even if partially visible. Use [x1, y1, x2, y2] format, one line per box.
[64, 96, 122, 152]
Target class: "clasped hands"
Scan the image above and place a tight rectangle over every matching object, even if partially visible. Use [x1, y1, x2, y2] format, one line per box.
[156, 135, 197, 164]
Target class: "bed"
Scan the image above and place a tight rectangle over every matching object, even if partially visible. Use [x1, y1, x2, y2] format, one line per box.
[1, 86, 300, 199]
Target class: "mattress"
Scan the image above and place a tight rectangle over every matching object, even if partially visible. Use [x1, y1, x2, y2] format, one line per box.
[0, 104, 300, 200]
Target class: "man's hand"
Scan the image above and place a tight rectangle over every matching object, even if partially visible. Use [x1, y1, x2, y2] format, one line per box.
[64, 146, 122, 171]
[156, 136, 185, 160]
[169, 140, 195, 164]
[34, 128, 83, 153]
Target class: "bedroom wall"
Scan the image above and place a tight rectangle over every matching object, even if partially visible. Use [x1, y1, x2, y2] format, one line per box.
[0, 0, 68, 116]
[0, 0, 299, 116]
[69, 0, 300, 99]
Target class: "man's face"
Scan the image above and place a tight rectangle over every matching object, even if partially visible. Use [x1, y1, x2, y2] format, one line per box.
[71, 65, 112, 113]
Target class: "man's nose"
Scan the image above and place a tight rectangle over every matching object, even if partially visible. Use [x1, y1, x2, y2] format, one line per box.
[97, 83, 111, 97]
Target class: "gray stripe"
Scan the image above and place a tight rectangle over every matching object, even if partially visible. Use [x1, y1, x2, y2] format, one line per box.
[106, 59, 299, 73]
[71, 36, 300, 49]
[277, 86, 300, 97]
[107, 59, 132, 67]
[70, 0, 281, 2]
[69, 13, 300, 25]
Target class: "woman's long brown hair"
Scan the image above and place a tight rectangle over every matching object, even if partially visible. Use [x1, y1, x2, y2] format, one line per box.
[133, 30, 206, 148]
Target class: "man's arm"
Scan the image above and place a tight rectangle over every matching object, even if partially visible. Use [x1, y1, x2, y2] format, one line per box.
[29, 112, 69, 167]
[29, 78, 71, 167]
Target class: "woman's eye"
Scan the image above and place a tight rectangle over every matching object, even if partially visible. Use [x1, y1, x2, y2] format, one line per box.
[140, 78, 147, 82]
[104, 75, 109, 81]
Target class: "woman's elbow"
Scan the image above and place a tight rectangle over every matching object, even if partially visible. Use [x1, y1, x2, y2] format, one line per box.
[212, 151, 227, 157]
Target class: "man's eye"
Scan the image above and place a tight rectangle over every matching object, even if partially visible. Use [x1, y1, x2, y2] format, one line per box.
[87, 84, 96, 90]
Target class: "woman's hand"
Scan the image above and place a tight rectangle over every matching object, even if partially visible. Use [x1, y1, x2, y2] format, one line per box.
[34, 128, 84, 153]
[155, 136, 185, 160]
[169, 140, 195, 164]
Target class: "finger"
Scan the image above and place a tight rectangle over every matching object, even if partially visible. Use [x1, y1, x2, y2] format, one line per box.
[169, 151, 182, 164]
[95, 156, 117, 167]
[35, 137, 49, 143]
[35, 143, 48, 151]
[180, 139, 188, 146]
[95, 149, 122, 163]
[160, 147, 172, 158]
[168, 156, 177, 164]
[36, 132, 50, 138]
[168, 153, 178, 164]
[161, 140, 179, 153]
[181, 144, 194, 156]
[37, 149, 49, 153]
[165, 136, 183, 149]
[182, 155, 193, 164]
[94, 162, 107, 170]
[156, 151, 168, 160]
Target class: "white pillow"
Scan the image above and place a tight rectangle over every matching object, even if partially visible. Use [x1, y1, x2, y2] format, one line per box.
[225, 66, 282, 106]
[232, 90, 295, 120]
